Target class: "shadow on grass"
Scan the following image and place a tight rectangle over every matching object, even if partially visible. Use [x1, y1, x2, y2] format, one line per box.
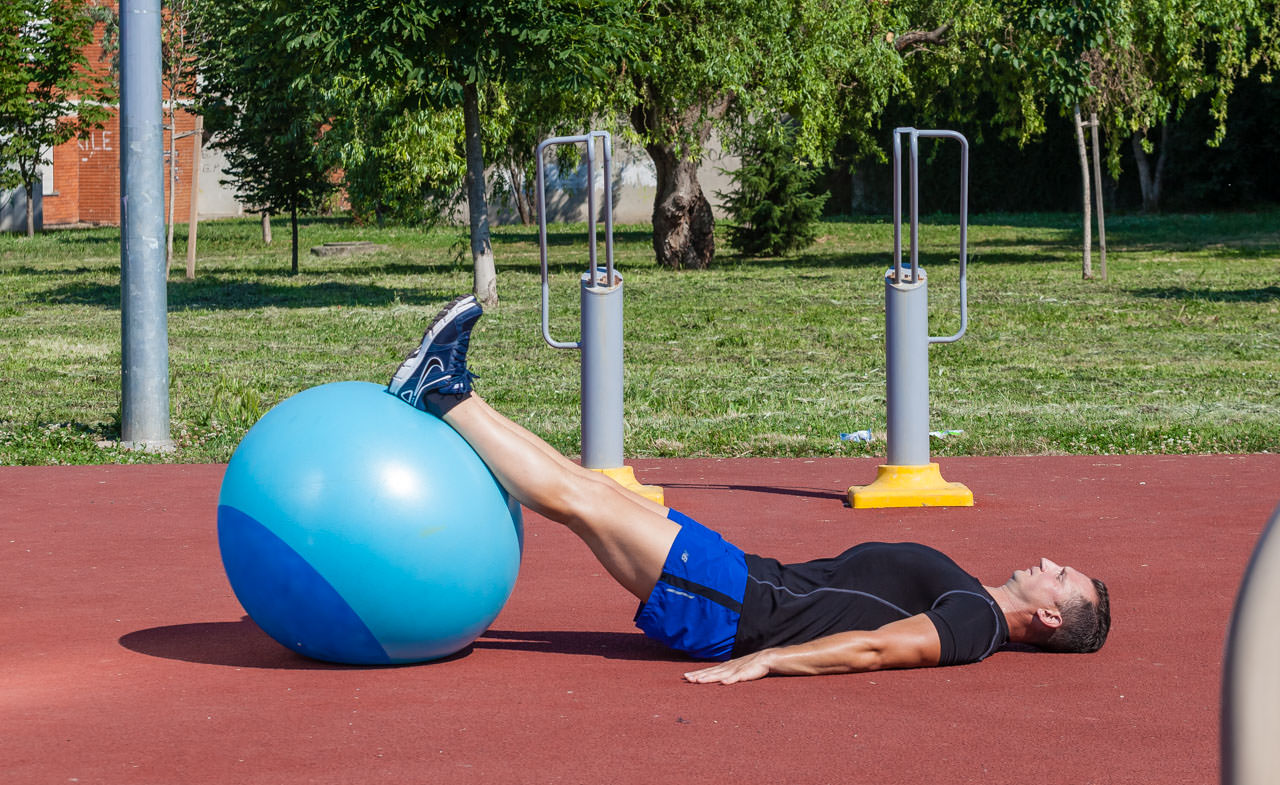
[716, 247, 1066, 270]
[1128, 285, 1280, 303]
[35, 276, 461, 310]
[490, 227, 655, 247]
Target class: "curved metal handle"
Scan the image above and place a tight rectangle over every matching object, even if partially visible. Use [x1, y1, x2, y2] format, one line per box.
[537, 131, 615, 349]
[893, 127, 969, 344]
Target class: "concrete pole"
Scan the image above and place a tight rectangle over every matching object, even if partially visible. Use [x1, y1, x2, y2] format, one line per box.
[119, 0, 172, 451]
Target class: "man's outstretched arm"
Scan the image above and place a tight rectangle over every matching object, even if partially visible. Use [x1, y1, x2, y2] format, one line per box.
[682, 613, 942, 685]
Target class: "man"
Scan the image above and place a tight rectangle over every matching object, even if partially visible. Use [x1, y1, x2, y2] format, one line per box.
[388, 295, 1111, 684]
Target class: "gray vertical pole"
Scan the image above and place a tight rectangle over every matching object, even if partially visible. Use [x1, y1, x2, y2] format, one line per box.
[579, 273, 625, 469]
[885, 128, 930, 466]
[578, 133, 624, 470]
[119, 0, 172, 450]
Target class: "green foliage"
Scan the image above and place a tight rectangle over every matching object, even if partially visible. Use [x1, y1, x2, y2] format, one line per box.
[720, 122, 829, 257]
[194, 0, 337, 271]
[325, 80, 467, 226]
[620, 0, 910, 165]
[977, 0, 1279, 167]
[0, 0, 113, 231]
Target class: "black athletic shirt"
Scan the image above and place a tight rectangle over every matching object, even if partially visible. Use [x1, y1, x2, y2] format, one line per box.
[732, 542, 1008, 665]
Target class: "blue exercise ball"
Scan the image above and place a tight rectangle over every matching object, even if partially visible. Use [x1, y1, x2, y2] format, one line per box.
[216, 381, 523, 665]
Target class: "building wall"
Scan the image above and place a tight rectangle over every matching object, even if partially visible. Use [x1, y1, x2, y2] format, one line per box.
[43, 108, 211, 227]
[1, 187, 43, 233]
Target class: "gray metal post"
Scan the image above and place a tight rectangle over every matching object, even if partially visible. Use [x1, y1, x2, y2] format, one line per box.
[119, 0, 172, 450]
[884, 269, 931, 466]
[579, 270, 625, 469]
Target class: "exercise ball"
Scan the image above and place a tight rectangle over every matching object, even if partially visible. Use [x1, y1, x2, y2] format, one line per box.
[216, 381, 523, 665]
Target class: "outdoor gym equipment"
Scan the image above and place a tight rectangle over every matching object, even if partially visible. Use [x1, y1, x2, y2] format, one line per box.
[848, 127, 973, 508]
[536, 131, 663, 504]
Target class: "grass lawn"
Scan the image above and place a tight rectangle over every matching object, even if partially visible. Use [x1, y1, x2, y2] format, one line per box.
[1, 211, 1277, 465]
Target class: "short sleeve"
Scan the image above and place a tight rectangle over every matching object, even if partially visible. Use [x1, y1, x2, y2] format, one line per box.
[925, 591, 1007, 666]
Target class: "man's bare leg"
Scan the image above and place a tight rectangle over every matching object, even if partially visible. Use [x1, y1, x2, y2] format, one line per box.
[436, 392, 679, 601]
[465, 394, 669, 516]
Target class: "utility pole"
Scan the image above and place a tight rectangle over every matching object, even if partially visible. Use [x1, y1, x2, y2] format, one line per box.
[119, 0, 173, 451]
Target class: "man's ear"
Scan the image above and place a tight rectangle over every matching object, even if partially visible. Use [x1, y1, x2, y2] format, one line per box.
[1036, 607, 1063, 629]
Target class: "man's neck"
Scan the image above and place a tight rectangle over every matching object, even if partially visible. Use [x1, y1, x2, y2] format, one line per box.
[986, 583, 1033, 644]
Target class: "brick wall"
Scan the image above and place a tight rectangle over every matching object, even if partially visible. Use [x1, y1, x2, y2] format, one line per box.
[44, 108, 202, 227]
[42, 1, 206, 228]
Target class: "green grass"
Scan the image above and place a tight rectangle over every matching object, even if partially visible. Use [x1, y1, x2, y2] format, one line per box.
[2, 210, 1278, 465]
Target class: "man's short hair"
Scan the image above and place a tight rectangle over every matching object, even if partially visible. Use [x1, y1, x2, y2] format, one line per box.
[1043, 577, 1110, 653]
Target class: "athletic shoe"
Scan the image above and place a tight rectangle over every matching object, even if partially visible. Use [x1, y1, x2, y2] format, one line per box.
[387, 294, 482, 408]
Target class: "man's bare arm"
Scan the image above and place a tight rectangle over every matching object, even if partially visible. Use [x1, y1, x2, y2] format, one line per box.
[682, 613, 942, 685]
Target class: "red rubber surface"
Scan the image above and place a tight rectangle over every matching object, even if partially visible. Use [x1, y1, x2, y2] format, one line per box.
[3, 455, 1277, 784]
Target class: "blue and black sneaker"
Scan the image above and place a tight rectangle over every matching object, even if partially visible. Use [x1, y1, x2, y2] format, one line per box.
[387, 294, 482, 409]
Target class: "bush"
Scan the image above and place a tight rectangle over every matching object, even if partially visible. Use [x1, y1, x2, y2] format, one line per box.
[720, 125, 829, 256]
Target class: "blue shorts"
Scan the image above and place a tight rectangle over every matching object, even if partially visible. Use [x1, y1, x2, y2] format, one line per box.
[633, 509, 747, 661]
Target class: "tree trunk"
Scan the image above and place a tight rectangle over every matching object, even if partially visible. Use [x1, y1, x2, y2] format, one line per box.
[186, 115, 202, 280]
[1073, 107, 1093, 280]
[165, 93, 177, 277]
[1089, 112, 1107, 281]
[1132, 121, 1169, 213]
[630, 99, 722, 270]
[261, 211, 272, 244]
[462, 82, 497, 306]
[507, 164, 532, 225]
[24, 181, 35, 238]
[290, 205, 299, 275]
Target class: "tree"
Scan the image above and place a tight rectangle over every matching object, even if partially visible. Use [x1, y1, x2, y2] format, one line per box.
[618, 0, 953, 268]
[980, 0, 1279, 275]
[279, 0, 629, 304]
[325, 80, 467, 227]
[1119, 0, 1279, 213]
[718, 120, 829, 257]
[195, 0, 335, 275]
[0, 0, 112, 237]
[160, 0, 201, 275]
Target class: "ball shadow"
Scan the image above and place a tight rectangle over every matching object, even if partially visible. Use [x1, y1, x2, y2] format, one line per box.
[118, 616, 471, 670]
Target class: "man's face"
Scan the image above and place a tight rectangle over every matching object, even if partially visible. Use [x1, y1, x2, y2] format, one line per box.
[1008, 557, 1097, 610]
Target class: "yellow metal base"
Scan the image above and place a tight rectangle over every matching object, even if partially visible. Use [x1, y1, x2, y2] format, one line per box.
[848, 463, 973, 509]
[593, 465, 665, 505]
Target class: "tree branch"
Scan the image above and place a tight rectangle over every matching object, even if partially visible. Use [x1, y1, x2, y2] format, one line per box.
[891, 24, 951, 53]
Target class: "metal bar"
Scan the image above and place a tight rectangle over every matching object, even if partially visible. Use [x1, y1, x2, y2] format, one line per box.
[892, 128, 905, 282]
[593, 131, 615, 286]
[579, 274, 625, 469]
[585, 138, 598, 279]
[536, 136, 583, 349]
[119, 0, 172, 450]
[916, 129, 968, 344]
[909, 130, 920, 282]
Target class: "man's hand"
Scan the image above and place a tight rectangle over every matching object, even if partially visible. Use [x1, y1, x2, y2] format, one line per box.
[683, 650, 776, 685]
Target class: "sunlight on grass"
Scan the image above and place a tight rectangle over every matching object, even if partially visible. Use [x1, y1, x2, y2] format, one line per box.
[1, 211, 1278, 464]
